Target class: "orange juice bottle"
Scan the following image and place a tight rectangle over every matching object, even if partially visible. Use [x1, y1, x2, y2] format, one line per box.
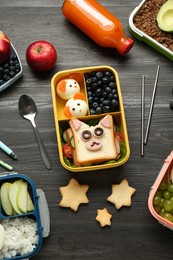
[62, 0, 134, 55]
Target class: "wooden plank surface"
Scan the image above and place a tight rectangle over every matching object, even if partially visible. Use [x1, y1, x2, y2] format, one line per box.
[0, 0, 173, 259]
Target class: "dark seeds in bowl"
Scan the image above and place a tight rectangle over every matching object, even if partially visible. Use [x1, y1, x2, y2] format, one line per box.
[133, 0, 173, 52]
[0, 47, 21, 86]
[85, 70, 119, 115]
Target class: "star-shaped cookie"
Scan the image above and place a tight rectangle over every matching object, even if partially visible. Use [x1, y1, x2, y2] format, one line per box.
[59, 178, 89, 212]
[96, 208, 112, 227]
[107, 179, 136, 209]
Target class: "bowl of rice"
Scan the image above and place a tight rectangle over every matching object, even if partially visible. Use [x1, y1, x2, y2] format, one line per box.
[0, 173, 50, 260]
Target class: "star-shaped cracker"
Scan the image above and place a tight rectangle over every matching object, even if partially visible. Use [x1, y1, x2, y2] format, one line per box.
[96, 208, 112, 227]
[107, 179, 136, 209]
[59, 178, 89, 212]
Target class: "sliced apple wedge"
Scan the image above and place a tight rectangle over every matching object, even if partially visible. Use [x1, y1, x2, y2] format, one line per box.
[0, 224, 5, 250]
[27, 191, 34, 212]
[0, 182, 13, 215]
[8, 180, 23, 215]
[17, 180, 28, 213]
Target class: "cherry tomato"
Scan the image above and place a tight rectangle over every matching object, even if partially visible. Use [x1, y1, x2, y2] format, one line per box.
[62, 143, 73, 158]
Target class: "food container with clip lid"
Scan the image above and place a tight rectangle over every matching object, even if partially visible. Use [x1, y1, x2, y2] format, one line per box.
[148, 151, 173, 230]
[0, 31, 23, 93]
[0, 172, 50, 260]
[128, 0, 173, 61]
[51, 65, 130, 172]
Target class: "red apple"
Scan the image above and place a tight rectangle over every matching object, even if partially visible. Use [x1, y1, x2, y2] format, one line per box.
[0, 32, 11, 65]
[26, 40, 57, 71]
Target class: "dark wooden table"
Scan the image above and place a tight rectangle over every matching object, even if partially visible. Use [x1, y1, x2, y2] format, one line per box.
[1, 1, 173, 259]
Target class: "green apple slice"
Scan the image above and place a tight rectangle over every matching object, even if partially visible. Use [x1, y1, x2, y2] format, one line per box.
[0, 182, 13, 215]
[27, 191, 34, 212]
[0, 224, 5, 250]
[8, 180, 23, 215]
[17, 180, 28, 213]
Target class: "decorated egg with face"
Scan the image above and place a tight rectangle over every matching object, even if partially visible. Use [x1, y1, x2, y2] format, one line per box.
[56, 79, 80, 100]
[64, 93, 88, 118]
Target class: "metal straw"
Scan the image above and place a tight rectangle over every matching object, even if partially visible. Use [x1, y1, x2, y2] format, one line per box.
[141, 75, 145, 157]
[144, 65, 160, 145]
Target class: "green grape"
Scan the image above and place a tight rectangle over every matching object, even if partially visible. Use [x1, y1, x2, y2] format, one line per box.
[153, 195, 161, 205]
[167, 184, 173, 193]
[163, 213, 173, 222]
[170, 196, 173, 203]
[163, 190, 171, 200]
[159, 183, 167, 191]
[155, 191, 162, 197]
[158, 198, 165, 207]
[164, 200, 173, 212]
[154, 205, 160, 214]
[159, 208, 166, 217]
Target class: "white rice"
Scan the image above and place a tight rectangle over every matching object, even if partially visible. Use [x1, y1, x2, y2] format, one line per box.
[0, 217, 39, 259]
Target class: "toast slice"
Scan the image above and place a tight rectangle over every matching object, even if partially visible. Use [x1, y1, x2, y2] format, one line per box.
[69, 114, 117, 165]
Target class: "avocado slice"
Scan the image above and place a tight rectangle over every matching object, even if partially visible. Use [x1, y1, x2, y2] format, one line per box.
[157, 0, 173, 32]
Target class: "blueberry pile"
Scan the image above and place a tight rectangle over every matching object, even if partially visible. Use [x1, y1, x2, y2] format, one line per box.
[0, 47, 21, 86]
[85, 70, 119, 115]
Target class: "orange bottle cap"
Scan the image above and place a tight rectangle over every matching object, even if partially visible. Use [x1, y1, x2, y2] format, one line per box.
[119, 38, 134, 56]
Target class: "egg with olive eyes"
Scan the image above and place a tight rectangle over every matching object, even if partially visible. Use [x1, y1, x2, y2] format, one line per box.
[64, 92, 88, 118]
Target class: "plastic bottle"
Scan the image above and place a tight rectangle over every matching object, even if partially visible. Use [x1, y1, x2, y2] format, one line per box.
[62, 0, 134, 55]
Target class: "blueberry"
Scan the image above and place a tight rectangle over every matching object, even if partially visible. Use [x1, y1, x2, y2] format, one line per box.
[9, 71, 15, 77]
[110, 75, 115, 82]
[105, 86, 112, 94]
[15, 63, 20, 69]
[93, 97, 99, 102]
[4, 69, 9, 75]
[86, 78, 92, 86]
[0, 67, 3, 74]
[91, 76, 97, 83]
[95, 88, 102, 96]
[87, 91, 92, 97]
[113, 94, 118, 100]
[109, 82, 116, 89]
[88, 96, 93, 104]
[90, 71, 96, 77]
[95, 106, 102, 114]
[92, 102, 99, 108]
[111, 99, 119, 108]
[95, 71, 103, 79]
[0, 79, 5, 86]
[90, 108, 96, 115]
[112, 89, 117, 94]
[92, 82, 98, 88]
[104, 71, 112, 77]
[102, 92, 108, 98]
[102, 106, 111, 113]
[103, 99, 110, 106]
[102, 76, 109, 84]
[97, 80, 102, 86]
[3, 63, 9, 69]
[108, 93, 113, 99]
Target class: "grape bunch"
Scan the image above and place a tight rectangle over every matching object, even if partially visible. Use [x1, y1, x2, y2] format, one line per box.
[153, 182, 173, 222]
[84, 70, 119, 115]
[0, 47, 21, 86]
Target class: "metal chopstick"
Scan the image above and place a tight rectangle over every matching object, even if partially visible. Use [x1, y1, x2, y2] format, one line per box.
[141, 75, 145, 157]
[144, 65, 160, 145]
